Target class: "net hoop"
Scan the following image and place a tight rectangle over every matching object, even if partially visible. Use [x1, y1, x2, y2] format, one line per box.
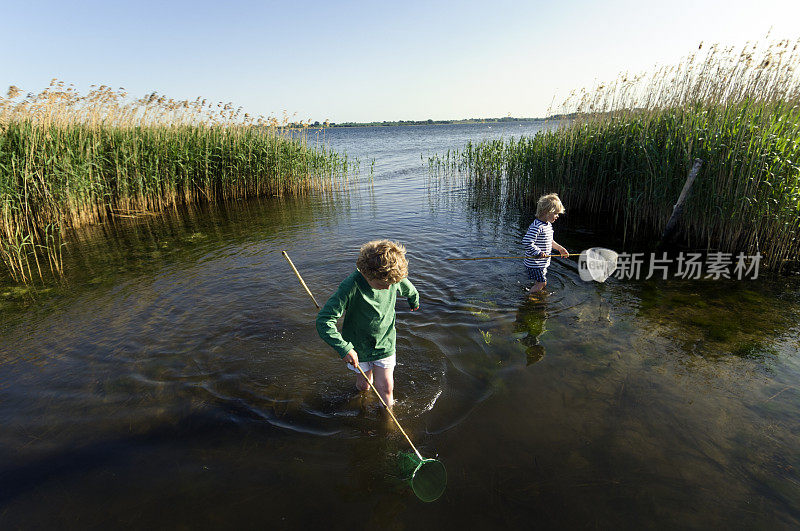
[578, 247, 619, 283]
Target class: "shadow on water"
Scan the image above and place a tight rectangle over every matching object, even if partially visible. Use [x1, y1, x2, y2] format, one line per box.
[0, 401, 280, 507]
[0, 408, 414, 529]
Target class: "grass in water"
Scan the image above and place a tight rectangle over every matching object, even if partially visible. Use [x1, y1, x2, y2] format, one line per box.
[0, 81, 353, 283]
[430, 38, 800, 270]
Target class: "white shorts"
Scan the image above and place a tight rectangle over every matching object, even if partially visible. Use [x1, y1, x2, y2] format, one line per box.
[346, 354, 396, 374]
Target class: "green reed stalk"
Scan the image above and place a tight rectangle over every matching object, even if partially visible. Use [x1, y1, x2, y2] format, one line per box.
[431, 39, 800, 270]
[0, 82, 351, 283]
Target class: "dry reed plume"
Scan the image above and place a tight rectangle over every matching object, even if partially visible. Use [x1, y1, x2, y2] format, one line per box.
[431, 38, 800, 269]
[0, 81, 349, 283]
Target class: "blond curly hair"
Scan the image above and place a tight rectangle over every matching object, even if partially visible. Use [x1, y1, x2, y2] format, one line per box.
[356, 240, 408, 283]
[536, 193, 566, 218]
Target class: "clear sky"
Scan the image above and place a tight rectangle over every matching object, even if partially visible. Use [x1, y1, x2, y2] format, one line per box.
[2, 0, 798, 123]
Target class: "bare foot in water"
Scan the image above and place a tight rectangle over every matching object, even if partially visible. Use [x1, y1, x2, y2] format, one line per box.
[527, 289, 549, 302]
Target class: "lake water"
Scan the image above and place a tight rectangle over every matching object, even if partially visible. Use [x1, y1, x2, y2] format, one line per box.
[2, 122, 800, 528]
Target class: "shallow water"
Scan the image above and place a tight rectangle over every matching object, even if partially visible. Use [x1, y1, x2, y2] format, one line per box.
[1, 122, 800, 528]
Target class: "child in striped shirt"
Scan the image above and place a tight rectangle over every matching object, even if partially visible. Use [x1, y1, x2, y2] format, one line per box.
[522, 193, 569, 295]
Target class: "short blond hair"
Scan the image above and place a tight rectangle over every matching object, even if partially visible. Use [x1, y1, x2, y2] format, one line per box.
[356, 240, 408, 283]
[536, 193, 565, 218]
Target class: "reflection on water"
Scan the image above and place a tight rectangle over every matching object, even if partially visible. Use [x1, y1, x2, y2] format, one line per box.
[515, 299, 549, 365]
[1, 122, 800, 528]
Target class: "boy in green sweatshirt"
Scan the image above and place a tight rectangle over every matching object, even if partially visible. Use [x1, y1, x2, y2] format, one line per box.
[316, 240, 419, 408]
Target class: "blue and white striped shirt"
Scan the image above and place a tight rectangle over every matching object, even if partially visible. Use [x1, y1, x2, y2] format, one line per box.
[522, 219, 553, 269]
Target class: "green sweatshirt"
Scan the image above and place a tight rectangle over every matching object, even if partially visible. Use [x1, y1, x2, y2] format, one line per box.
[316, 270, 420, 362]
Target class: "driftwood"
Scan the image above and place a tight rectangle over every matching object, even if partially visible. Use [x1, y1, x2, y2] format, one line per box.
[659, 158, 703, 248]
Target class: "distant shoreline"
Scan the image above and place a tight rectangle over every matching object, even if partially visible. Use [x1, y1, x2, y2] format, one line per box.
[327, 117, 542, 128]
[296, 115, 577, 129]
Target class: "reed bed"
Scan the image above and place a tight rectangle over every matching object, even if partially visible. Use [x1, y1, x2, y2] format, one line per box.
[431, 39, 800, 270]
[0, 81, 352, 282]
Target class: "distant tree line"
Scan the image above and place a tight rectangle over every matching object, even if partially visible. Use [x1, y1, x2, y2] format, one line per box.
[283, 114, 579, 129]
[321, 116, 557, 128]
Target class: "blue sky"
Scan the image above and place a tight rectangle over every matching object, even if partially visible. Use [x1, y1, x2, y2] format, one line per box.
[2, 0, 798, 123]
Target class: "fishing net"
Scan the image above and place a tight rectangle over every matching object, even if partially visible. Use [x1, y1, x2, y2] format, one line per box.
[398, 451, 447, 502]
[578, 247, 619, 283]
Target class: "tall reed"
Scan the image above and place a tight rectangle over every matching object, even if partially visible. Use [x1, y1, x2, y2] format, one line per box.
[0, 81, 351, 283]
[431, 39, 800, 269]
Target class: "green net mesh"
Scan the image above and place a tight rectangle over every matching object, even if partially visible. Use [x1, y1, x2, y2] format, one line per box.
[397, 451, 447, 502]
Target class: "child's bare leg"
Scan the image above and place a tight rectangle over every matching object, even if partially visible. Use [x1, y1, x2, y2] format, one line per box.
[529, 281, 546, 295]
[355, 368, 373, 392]
[372, 366, 394, 408]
